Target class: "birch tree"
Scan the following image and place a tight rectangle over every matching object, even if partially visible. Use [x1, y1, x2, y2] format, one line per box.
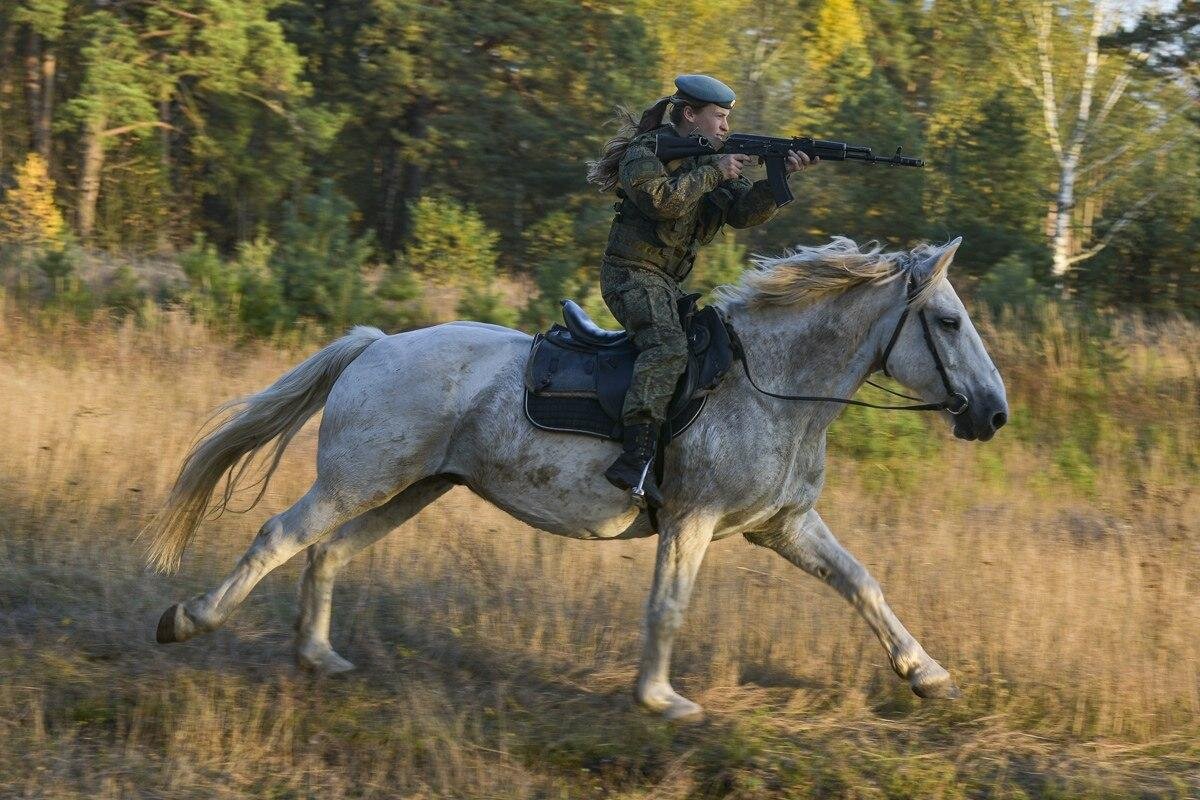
[997, 0, 1187, 283]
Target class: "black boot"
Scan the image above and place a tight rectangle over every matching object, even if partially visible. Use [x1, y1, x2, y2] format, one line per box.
[604, 422, 664, 508]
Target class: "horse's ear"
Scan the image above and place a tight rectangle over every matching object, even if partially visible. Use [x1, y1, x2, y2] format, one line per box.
[914, 236, 962, 283]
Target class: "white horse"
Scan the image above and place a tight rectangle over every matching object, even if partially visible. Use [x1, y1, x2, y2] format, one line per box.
[148, 236, 1007, 721]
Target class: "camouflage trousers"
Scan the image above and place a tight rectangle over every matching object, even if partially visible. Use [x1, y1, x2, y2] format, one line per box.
[600, 259, 688, 425]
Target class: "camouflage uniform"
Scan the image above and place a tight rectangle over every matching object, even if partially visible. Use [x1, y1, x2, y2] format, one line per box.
[602, 122, 781, 424]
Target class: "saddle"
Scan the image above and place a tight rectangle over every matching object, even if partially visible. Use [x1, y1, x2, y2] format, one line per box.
[524, 293, 737, 442]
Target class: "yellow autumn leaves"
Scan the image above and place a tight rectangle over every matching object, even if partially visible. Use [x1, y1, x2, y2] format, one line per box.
[0, 153, 65, 253]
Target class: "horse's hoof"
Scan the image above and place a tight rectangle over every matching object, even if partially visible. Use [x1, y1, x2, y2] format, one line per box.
[910, 664, 961, 700]
[662, 698, 705, 723]
[637, 684, 705, 723]
[156, 603, 189, 644]
[296, 643, 356, 675]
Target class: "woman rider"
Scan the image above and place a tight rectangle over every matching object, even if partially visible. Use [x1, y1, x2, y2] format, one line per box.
[585, 74, 816, 508]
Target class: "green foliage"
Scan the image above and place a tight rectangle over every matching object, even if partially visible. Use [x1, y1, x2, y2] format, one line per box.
[12, 0, 67, 40]
[399, 195, 519, 327]
[1, 0, 1197, 321]
[271, 179, 375, 330]
[100, 265, 145, 319]
[403, 196, 499, 285]
[62, 12, 158, 131]
[827, 401, 938, 489]
[179, 235, 239, 319]
[233, 233, 287, 336]
[37, 246, 77, 288]
[175, 232, 290, 335]
[375, 262, 431, 331]
[457, 282, 519, 328]
[1075, 160, 1200, 315]
[977, 254, 1049, 315]
[37, 244, 95, 320]
[687, 232, 746, 301]
[520, 211, 586, 329]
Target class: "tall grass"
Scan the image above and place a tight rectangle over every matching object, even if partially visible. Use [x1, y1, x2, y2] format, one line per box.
[0, 304, 1196, 798]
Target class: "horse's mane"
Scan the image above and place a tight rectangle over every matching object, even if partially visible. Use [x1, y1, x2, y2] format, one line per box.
[713, 236, 948, 309]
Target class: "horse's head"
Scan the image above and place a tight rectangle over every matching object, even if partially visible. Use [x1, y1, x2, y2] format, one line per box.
[878, 238, 1008, 442]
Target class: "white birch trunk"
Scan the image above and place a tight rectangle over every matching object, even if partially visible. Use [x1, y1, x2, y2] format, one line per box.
[1047, 2, 1106, 280]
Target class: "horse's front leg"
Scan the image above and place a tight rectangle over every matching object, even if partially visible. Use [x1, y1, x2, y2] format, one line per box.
[636, 512, 716, 722]
[747, 509, 959, 699]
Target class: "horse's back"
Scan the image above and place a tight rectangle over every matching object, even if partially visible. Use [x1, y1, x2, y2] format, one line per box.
[316, 321, 529, 475]
[336, 320, 527, 400]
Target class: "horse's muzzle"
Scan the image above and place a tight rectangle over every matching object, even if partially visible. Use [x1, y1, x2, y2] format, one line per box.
[953, 392, 1008, 442]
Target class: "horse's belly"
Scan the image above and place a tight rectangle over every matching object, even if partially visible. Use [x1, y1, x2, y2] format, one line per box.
[444, 356, 656, 540]
[466, 473, 655, 540]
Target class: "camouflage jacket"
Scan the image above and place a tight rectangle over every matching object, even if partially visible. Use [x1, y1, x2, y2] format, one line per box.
[604, 123, 781, 282]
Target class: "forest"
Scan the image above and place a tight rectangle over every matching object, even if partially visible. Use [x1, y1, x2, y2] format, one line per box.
[0, 0, 1196, 336]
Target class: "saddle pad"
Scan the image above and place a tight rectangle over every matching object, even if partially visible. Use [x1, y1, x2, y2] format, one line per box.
[524, 391, 707, 442]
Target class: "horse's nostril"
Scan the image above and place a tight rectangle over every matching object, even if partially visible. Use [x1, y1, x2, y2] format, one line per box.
[991, 411, 1008, 430]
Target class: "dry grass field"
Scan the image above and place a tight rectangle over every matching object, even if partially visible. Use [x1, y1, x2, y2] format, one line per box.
[0, 306, 1197, 798]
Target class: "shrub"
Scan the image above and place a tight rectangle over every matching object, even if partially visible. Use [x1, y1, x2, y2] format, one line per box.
[977, 254, 1047, 316]
[456, 280, 518, 328]
[688, 233, 746, 301]
[0, 153, 65, 255]
[403, 196, 499, 286]
[376, 261, 431, 331]
[520, 210, 586, 329]
[271, 179, 375, 331]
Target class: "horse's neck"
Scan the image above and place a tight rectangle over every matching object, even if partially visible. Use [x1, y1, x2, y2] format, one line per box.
[723, 282, 902, 434]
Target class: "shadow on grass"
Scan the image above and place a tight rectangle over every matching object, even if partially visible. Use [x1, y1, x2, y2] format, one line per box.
[1, 523, 1189, 799]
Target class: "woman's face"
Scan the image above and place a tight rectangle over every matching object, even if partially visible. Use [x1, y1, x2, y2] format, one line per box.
[681, 104, 731, 142]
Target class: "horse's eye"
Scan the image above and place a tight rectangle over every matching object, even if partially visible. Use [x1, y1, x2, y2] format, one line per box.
[938, 316, 961, 331]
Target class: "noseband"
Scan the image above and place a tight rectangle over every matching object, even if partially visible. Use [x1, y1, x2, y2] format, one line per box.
[731, 273, 970, 415]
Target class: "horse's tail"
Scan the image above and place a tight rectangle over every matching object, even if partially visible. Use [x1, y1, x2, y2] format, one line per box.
[144, 325, 388, 573]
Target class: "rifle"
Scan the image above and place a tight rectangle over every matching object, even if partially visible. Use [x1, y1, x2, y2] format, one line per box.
[654, 132, 926, 207]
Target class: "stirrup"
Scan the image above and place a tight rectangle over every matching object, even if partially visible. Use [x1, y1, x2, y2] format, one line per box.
[630, 459, 653, 509]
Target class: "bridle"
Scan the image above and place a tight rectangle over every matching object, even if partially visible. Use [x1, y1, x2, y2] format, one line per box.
[730, 273, 970, 415]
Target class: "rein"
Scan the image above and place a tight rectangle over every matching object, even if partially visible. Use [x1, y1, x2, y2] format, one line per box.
[726, 275, 969, 415]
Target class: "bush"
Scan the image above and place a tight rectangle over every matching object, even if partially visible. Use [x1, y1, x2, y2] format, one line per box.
[376, 261, 431, 330]
[101, 265, 145, 319]
[977, 254, 1048, 316]
[272, 179, 375, 331]
[520, 211, 586, 329]
[403, 196, 499, 286]
[456, 280, 518, 328]
[179, 235, 240, 325]
[0, 153, 65, 256]
[688, 233, 746, 301]
[234, 233, 286, 336]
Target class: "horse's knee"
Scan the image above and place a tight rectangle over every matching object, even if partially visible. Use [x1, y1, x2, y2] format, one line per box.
[647, 596, 687, 632]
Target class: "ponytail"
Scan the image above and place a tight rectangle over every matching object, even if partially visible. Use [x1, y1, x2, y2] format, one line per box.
[586, 97, 674, 193]
[635, 97, 672, 135]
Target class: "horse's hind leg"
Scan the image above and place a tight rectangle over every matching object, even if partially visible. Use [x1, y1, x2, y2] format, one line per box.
[295, 475, 454, 674]
[156, 479, 378, 644]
